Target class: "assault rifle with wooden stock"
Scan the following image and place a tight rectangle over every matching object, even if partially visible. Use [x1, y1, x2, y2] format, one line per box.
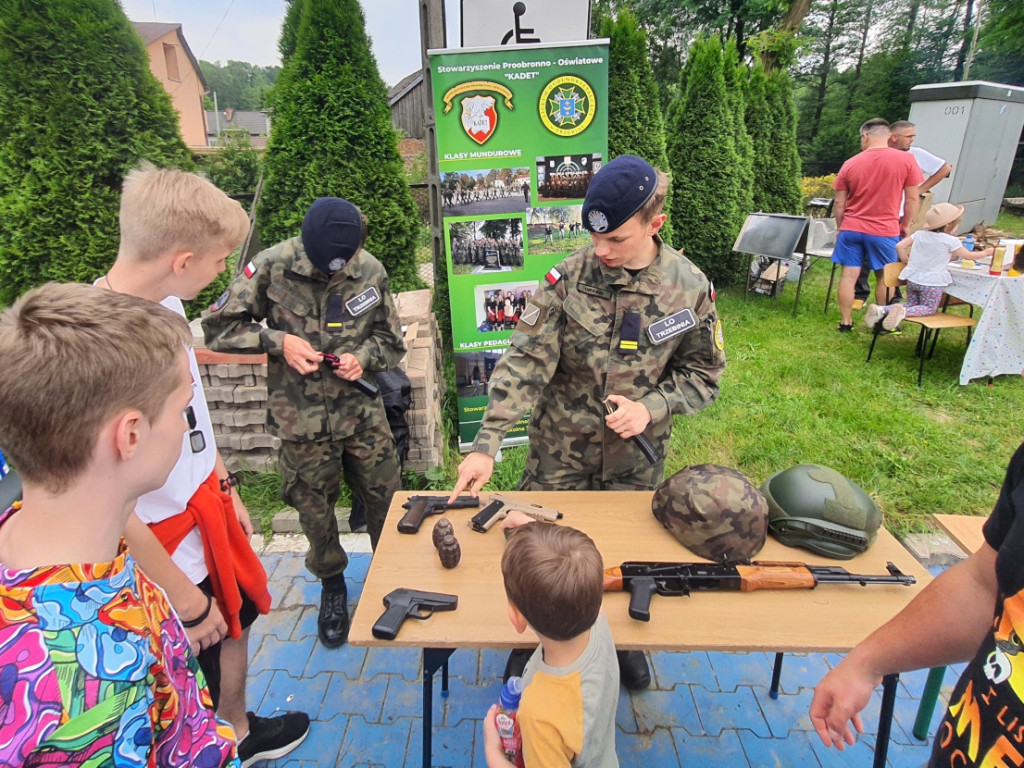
[603, 560, 916, 621]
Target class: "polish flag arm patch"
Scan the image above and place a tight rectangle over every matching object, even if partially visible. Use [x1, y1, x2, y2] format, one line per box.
[244, 261, 257, 278]
[545, 267, 562, 285]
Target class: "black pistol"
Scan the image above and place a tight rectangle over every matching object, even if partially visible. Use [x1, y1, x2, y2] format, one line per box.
[322, 353, 379, 397]
[372, 587, 458, 640]
[398, 495, 480, 534]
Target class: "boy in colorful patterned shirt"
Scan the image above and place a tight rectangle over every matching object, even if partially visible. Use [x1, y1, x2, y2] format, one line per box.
[0, 283, 239, 767]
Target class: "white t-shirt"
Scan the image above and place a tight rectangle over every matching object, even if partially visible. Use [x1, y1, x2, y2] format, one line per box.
[900, 229, 961, 287]
[132, 296, 216, 584]
[910, 146, 948, 178]
[900, 146, 949, 216]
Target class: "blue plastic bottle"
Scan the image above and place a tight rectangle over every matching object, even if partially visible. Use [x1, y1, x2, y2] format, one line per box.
[964, 234, 975, 252]
[496, 676, 525, 768]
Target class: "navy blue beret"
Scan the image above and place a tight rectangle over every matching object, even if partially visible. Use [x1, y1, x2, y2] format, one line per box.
[301, 197, 362, 275]
[582, 155, 658, 234]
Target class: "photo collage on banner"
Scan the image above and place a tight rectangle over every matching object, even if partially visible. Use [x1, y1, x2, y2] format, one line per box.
[429, 41, 609, 449]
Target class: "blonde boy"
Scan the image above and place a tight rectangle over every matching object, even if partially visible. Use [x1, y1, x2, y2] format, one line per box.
[484, 519, 619, 768]
[101, 164, 309, 764]
[0, 283, 238, 766]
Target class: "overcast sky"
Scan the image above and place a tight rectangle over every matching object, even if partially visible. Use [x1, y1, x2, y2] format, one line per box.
[119, 0, 462, 88]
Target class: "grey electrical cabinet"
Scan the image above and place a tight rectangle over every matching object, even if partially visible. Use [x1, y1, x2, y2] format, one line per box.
[909, 80, 1024, 232]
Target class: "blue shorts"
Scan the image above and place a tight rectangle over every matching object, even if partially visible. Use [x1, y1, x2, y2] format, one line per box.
[832, 230, 899, 271]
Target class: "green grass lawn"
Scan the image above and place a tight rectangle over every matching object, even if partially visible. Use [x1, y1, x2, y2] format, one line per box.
[245, 210, 1024, 540]
[467, 259, 1023, 539]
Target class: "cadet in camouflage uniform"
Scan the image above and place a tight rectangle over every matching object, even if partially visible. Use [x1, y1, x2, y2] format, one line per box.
[202, 197, 405, 648]
[450, 154, 726, 690]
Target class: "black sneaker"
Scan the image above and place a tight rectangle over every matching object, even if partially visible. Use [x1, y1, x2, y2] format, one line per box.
[837, 323, 853, 333]
[237, 711, 310, 767]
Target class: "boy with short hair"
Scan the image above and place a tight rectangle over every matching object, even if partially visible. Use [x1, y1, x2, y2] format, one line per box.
[101, 164, 309, 764]
[484, 519, 619, 768]
[0, 282, 239, 766]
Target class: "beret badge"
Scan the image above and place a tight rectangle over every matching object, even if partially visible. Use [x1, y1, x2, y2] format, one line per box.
[588, 209, 609, 233]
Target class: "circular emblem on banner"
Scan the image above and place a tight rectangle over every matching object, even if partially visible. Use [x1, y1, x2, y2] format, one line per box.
[588, 209, 609, 232]
[539, 75, 596, 137]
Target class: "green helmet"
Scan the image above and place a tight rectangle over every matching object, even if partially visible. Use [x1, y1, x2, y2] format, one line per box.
[652, 464, 768, 563]
[760, 464, 882, 560]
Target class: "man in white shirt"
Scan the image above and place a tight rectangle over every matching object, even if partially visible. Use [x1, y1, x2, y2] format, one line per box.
[890, 120, 953, 231]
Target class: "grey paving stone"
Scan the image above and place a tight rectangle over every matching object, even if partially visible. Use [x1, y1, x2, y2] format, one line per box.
[321, 672, 387, 723]
[690, 685, 770, 738]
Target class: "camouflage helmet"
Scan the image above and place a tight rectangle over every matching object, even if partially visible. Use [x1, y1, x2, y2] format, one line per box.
[760, 464, 882, 560]
[652, 464, 768, 562]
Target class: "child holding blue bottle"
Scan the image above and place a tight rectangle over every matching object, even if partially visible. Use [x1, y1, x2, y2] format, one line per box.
[483, 515, 619, 768]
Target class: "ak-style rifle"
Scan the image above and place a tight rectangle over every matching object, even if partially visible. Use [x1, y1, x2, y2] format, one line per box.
[603, 560, 916, 621]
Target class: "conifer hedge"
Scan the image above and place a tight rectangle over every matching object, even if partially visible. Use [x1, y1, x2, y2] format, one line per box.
[745, 64, 775, 214]
[765, 70, 803, 215]
[723, 41, 754, 228]
[258, 0, 421, 291]
[666, 38, 747, 286]
[0, 0, 192, 306]
[601, 10, 674, 244]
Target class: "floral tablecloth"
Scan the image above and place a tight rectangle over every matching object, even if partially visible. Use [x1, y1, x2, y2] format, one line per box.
[946, 266, 1024, 385]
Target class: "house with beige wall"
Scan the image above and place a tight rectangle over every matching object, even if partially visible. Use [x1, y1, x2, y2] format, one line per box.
[132, 22, 208, 148]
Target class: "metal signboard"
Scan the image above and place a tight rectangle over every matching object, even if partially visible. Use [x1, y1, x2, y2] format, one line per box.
[461, 0, 592, 47]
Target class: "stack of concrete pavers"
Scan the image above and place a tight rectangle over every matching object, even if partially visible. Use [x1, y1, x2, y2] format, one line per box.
[394, 289, 446, 474]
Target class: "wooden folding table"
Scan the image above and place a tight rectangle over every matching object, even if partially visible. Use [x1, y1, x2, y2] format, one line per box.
[350, 491, 931, 768]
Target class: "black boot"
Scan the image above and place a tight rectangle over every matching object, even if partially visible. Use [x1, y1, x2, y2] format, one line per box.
[617, 650, 651, 690]
[318, 576, 349, 648]
[503, 647, 534, 683]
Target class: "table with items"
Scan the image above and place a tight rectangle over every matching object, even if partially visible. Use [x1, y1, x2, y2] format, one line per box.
[946, 263, 1024, 385]
[349, 490, 931, 768]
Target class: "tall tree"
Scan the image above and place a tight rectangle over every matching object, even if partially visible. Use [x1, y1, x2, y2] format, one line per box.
[0, 0, 192, 306]
[972, 0, 1024, 86]
[594, 0, 795, 111]
[667, 37, 747, 285]
[600, 9, 675, 244]
[200, 60, 280, 110]
[765, 69, 804, 213]
[793, 0, 859, 145]
[724, 40, 754, 220]
[258, 0, 421, 291]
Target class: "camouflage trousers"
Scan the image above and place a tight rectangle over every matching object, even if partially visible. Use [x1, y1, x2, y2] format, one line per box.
[279, 423, 400, 580]
[518, 453, 665, 491]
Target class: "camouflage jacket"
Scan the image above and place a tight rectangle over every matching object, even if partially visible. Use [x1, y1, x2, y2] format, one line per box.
[201, 237, 406, 442]
[472, 238, 725, 483]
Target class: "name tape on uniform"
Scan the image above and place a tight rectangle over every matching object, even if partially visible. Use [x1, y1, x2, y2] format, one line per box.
[345, 287, 380, 317]
[647, 309, 697, 345]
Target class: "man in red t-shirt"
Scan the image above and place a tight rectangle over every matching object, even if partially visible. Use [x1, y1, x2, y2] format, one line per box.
[831, 118, 923, 331]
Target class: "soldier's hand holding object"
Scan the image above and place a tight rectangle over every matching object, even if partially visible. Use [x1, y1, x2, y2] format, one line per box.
[604, 395, 652, 439]
[282, 333, 322, 375]
[330, 353, 364, 381]
[449, 451, 495, 503]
